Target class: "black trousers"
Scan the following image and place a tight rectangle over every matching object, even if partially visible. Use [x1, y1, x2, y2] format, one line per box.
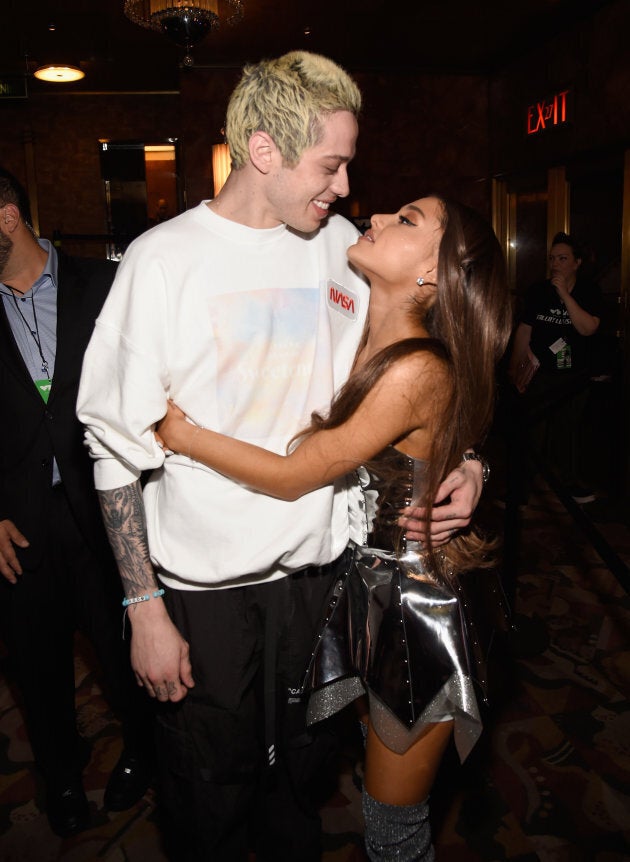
[503, 369, 591, 500]
[0, 484, 151, 787]
[155, 550, 351, 862]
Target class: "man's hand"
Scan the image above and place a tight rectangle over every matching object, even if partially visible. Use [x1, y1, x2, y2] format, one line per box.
[98, 480, 194, 701]
[398, 459, 484, 545]
[0, 520, 29, 584]
[129, 602, 195, 702]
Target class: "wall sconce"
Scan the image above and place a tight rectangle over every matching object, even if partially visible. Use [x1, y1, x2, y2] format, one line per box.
[212, 142, 231, 196]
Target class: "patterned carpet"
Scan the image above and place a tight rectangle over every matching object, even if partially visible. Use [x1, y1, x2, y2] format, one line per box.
[1, 479, 629, 861]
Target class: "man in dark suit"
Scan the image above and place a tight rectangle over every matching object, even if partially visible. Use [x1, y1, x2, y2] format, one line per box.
[0, 167, 152, 838]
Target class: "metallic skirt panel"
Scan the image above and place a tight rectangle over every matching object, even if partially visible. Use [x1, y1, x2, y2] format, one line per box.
[304, 545, 482, 761]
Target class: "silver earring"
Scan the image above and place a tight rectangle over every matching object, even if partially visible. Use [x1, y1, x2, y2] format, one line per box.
[416, 277, 424, 286]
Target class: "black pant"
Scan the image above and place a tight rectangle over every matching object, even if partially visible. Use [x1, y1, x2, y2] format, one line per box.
[155, 551, 350, 862]
[503, 369, 591, 500]
[0, 484, 151, 787]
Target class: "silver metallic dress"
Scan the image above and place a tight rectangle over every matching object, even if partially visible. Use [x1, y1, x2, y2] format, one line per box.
[300, 446, 483, 762]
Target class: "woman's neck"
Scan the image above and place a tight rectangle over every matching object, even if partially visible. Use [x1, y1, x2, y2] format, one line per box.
[357, 285, 429, 366]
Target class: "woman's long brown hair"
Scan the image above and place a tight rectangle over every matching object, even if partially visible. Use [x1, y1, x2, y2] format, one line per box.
[299, 198, 513, 574]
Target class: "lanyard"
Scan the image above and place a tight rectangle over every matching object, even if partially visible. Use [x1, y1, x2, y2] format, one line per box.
[4, 286, 51, 379]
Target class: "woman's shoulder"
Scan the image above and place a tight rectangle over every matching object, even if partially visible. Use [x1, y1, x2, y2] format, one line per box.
[378, 343, 450, 393]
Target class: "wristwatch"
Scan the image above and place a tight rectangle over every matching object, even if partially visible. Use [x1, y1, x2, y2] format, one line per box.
[461, 452, 490, 484]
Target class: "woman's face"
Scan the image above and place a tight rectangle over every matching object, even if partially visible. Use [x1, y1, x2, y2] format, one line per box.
[549, 242, 581, 282]
[348, 196, 444, 286]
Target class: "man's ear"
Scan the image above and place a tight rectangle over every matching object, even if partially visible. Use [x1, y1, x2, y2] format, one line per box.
[1, 204, 20, 233]
[248, 131, 277, 174]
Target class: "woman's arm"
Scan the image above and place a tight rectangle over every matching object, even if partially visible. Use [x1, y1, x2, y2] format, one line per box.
[159, 354, 448, 501]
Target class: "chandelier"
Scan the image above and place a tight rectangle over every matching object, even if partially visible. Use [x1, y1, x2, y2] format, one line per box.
[123, 1, 244, 66]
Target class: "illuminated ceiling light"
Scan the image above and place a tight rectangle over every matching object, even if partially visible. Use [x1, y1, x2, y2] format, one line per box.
[32, 20, 85, 83]
[123, 0, 244, 67]
[34, 64, 85, 83]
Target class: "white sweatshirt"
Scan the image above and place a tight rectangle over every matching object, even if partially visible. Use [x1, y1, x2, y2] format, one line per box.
[77, 202, 369, 589]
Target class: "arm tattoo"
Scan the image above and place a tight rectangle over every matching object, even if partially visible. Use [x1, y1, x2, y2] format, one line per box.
[98, 480, 159, 597]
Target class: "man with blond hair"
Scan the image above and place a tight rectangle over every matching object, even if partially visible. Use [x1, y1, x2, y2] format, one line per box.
[78, 51, 482, 860]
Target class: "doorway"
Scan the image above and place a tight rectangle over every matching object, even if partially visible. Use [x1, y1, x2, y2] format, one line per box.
[99, 139, 183, 259]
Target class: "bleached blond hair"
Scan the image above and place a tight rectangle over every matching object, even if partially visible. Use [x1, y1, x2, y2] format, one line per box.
[225, 51, 362, 169]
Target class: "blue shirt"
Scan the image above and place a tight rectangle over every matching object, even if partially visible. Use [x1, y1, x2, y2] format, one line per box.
[1, 239, 61, 484]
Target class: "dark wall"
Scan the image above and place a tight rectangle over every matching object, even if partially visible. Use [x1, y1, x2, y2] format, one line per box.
[181, 68, 491, 219]
[0, 92, 181, 255]
[178, 67, 241, 209]
[352, 72, 490, 219]
[0, 68, 491, 252]
[1, 2, 628, 254]
[489, 1, 630, 176]
[488, 0, 629, 315]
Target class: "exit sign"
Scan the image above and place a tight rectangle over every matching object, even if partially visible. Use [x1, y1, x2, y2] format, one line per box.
[526, 90, 571, 135]
[0, 76, 27, 99]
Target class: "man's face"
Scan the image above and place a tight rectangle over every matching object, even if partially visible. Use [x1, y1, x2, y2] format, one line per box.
[0, 217, 13, 279]
[266, 110, 358, 233]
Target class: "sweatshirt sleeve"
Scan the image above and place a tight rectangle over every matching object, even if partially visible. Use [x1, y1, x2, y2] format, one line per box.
[77, 242, 171, 491]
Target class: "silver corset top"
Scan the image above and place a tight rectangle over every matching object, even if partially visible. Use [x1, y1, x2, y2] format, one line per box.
[366, 446, 428, 558]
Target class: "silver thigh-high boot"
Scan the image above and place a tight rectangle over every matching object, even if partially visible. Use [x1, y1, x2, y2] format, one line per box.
[362, 789, 434, 861]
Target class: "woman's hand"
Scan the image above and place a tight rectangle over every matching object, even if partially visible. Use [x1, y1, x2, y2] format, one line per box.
[550, 274, 572, 303]
[156, 400, 191, 454]
[511, 346, 540, 393]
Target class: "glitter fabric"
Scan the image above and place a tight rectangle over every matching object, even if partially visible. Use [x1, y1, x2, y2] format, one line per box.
[362, 789, 434, 861]
[300, 446, 483, 763]
[307, 676, 365, 725]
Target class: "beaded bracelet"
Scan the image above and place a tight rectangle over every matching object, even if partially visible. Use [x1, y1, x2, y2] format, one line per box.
[122, 588, 165, 608]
